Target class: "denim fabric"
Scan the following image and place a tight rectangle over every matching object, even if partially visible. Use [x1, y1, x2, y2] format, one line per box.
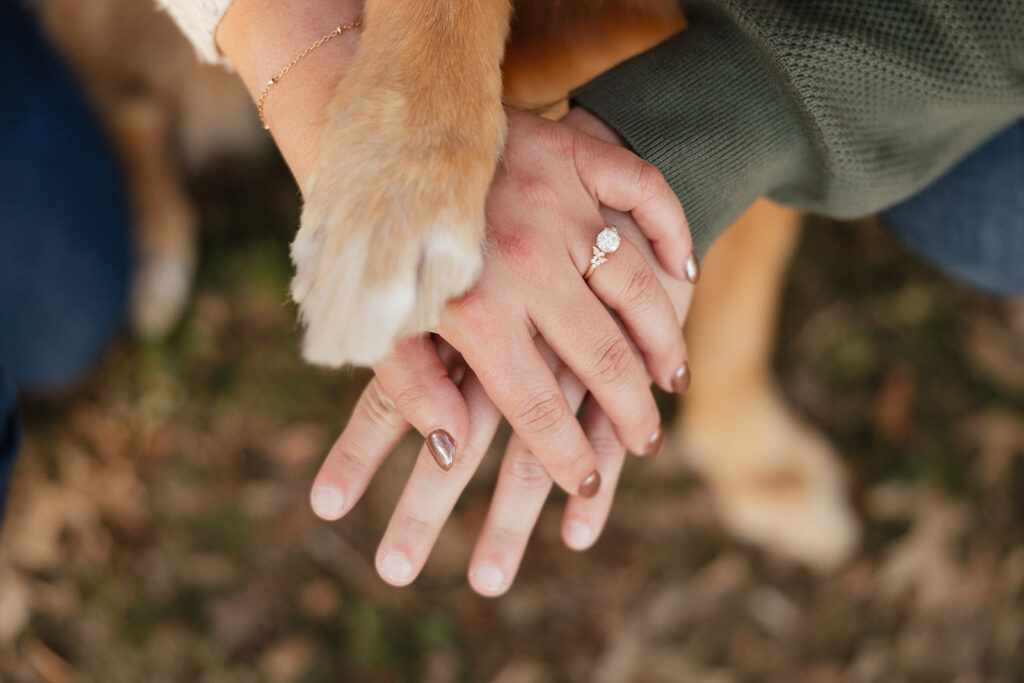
[882, 120, 1024, 296]
[0, 372, 20, 521]
[0, 1, 132, 391]
[0, 2, 132, 525]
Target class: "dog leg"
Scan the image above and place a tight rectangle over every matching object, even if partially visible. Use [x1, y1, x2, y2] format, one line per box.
[293, 0, 512, 366]
[679, 199, 859, 571]
[110, 96, 197, 338]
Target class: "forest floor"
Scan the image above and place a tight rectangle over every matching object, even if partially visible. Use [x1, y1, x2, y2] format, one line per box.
[2, 156, 1023, 682]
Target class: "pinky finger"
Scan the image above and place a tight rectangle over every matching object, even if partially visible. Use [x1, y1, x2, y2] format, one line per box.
[561, 394, 628, 551]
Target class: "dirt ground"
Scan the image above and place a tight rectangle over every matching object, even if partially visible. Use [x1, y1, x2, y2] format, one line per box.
[1, 157, 1023, 682]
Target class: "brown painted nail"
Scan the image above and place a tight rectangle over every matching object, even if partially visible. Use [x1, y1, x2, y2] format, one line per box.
[672, 363, 691, 394]
[578, 470, 601, 498]
[427, 430, 456, 471]
[684, 253, 701, 284]
[644, 427, 664, 456]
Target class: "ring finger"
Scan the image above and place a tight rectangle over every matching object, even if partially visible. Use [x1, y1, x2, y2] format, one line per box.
[531, 250, 665, 456]
[578, 227, 691, 396]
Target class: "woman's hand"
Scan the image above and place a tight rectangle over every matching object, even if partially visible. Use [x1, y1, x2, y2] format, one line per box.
[314, 206, 693, 594]
[315, 107, 694, 499]
[310, 108, 696, 592]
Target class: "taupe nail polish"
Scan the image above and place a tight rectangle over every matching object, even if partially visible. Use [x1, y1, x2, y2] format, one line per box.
[578, 470, 601, 498]
[644, 427, 664, 456]
[427, 430, 456, 471]
[684, 253, 701, 284]
[672, 363, 691, 394]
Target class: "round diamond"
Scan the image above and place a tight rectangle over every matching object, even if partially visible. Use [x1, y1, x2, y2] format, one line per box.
[596, 227, 620, 253]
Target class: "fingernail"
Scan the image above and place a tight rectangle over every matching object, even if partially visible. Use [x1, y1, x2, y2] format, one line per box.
[566, 520, 593, 549]
[684, 253, 701, 284]
[578, 470, 601, 498]
[427, 430, 456, 471]
[643, 427, 664, 456]
[380, 551, 413, 584]
[672, 363, 691, 394]
[472, 564, 506, 593]
[311, 484, 345, 519]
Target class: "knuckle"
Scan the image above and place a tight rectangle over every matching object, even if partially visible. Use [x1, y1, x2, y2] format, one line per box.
[391, 382, 430, 415]
[634, 160, 666, 202]
[588, 334, 635, 388]
[361, 381, 402, 427]
[395, 508, 435, 538]
[518, 177, 561, 212]
[532, 120, 574, 159]
[488, 525, 527, 549]
[512, 391, 568, 437]
[507, 450, 552, 490]
[588, 430, 623, 457]
[490, 227, 545, 278]
[330, 446, 367, 480]
[444, 288, 513, 341]
[619, 265, 660, 312]
[445, 286, 492, 327]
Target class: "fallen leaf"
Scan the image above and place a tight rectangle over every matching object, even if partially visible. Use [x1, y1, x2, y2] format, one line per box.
[872, 362, 915, 447]
[23, 638, 78, 683]
[259, 635, 317, 682]
[957, 410, 1024, 488]
[965, 311, 1024, 393]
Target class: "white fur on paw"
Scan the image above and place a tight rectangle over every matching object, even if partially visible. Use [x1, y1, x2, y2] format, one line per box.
[711, 430, 860, 573]
[401, 228, 485, 334]
[291, 208, 482, 367]
[681, 390, 860, 572]
[131, 249, 195, 337]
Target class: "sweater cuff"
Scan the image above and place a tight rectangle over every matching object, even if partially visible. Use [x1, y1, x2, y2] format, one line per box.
[571, 10, 801, 257]
[157, 0, 235, 67]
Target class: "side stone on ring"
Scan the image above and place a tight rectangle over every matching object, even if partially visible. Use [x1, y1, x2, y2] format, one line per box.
[584, 226, 620, 281]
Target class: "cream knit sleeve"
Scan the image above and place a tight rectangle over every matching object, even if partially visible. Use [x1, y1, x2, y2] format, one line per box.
[157, 0, 235, 66]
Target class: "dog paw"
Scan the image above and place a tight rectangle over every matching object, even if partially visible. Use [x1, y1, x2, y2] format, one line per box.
[129, 195, 197, 338]
[291, 74, 505, 367]
[681, 387, 860, 572]
[291, 205, 485, 367]
[131, 245, 196, 338]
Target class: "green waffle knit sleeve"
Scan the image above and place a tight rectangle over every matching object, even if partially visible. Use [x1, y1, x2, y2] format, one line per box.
[571, 0, 1024, 257]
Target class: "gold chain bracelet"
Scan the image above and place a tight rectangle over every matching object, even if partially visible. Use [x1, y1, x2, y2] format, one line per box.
[257, 18, 362, 130]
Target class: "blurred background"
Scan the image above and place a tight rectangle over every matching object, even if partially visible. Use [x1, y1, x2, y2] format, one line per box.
[2, 1, 1024, 681]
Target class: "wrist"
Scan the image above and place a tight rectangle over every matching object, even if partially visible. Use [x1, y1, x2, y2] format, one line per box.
[217, 0, 364, 188]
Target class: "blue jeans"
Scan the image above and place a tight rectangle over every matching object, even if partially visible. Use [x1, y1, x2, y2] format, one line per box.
[883, 120, 1024, 296]
[0, 2, 132, 517]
